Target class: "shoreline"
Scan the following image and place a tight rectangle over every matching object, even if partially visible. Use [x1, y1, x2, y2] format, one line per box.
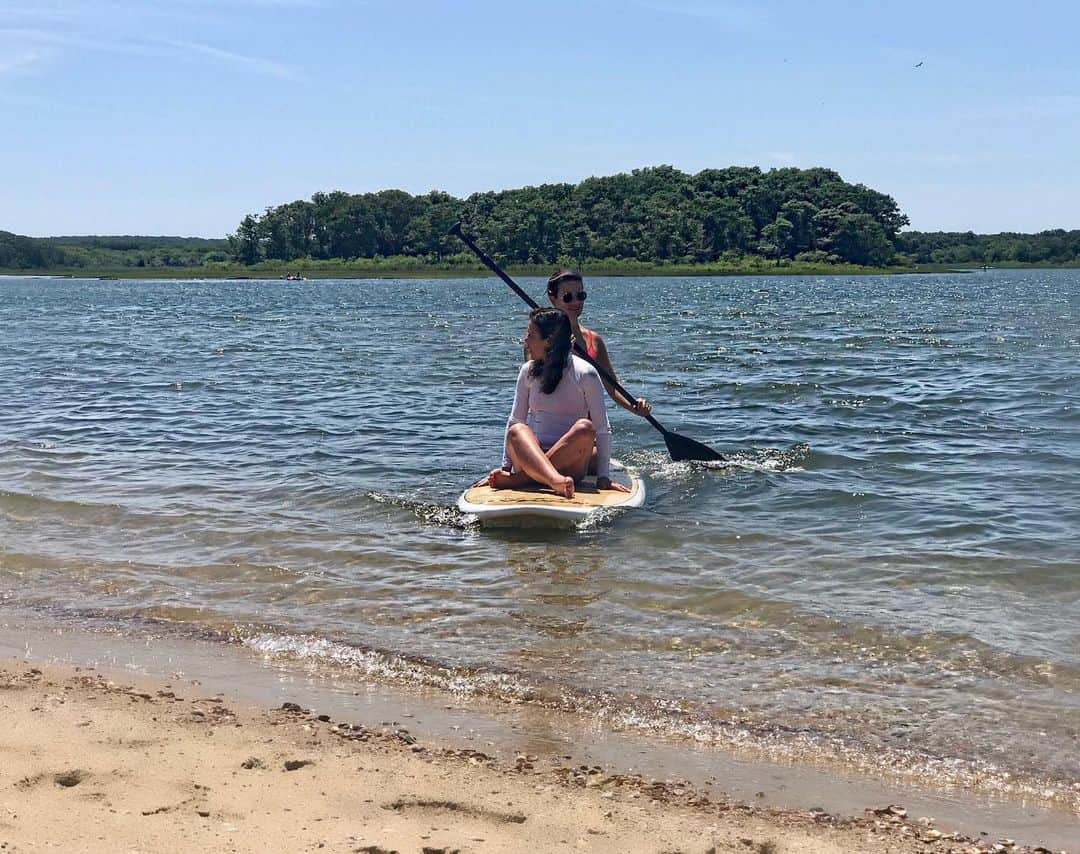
[0, 265, 1040, 280]
[3, 263, 1079, 281]
[3, 657, 1071, 854]
[0, 610, 1075, 852]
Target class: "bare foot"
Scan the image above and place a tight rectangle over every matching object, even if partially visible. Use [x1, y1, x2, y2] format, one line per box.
[487, 468, 530, 490]
[549, 475, 574, 499]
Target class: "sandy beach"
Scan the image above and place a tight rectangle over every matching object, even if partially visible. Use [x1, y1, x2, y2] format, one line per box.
[1, 658, 1066, 854]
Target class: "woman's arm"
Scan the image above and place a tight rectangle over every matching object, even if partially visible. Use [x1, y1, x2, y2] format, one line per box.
[592, 334, 651, 417]
[501, 363, 532, 471]
[579, 365, 611, 481]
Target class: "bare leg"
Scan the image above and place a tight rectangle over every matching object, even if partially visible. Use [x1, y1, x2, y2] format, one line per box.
[491, 421, 596, 495]
[487, 468, 532, 489]
[586, 447, 598, 476]
[500, 423, 576, 498]
[543, 418, 596, 481]
[490, 421, 594, 487]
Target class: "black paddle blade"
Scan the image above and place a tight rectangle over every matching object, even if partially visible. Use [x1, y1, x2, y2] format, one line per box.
[663, 429, 727, 463]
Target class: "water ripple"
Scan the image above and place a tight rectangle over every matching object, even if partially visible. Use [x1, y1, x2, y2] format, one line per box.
[1, 270, 1078, 806]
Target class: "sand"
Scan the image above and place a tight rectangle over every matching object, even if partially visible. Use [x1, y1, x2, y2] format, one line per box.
[0, 660, 1064, 854]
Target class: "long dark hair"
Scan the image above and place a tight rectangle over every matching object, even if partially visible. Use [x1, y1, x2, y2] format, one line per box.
[528, 307, 572, 394]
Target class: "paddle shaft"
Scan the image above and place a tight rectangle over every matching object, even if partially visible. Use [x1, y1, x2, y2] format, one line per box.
[450, 225, 540, 310]
[449, 224, 670, 435]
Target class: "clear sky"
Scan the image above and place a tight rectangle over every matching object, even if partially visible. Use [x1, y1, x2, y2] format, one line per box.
[2, 0, 1078, 237]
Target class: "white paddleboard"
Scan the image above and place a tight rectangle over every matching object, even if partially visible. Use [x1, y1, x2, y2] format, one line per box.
[458, 460, 645, 528]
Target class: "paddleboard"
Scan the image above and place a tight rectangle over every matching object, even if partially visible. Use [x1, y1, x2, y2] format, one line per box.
[458, 460, 645, 528]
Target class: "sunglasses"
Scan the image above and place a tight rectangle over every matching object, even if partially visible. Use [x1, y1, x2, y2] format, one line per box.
[561, 291, 587, 304]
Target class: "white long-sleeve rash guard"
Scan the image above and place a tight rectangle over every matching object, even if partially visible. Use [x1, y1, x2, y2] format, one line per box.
[501, 355, 612, 479]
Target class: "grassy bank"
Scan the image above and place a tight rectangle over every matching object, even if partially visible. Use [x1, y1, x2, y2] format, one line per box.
[0, 258, 983, 280]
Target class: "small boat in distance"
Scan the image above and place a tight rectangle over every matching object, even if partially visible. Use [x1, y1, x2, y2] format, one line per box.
[284, 273, 306, 281]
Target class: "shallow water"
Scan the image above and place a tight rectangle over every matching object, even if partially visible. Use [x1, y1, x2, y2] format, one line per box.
[2, 270, 1078, 809]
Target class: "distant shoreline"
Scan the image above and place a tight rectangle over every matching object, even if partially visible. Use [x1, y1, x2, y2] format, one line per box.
[4, 261, 1076, 280]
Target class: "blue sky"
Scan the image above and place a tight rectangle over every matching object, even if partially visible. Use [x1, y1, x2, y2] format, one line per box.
[2, 0, 1078, 237]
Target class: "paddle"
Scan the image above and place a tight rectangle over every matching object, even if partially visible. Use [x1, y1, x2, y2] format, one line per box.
[448, 222, 726, 463]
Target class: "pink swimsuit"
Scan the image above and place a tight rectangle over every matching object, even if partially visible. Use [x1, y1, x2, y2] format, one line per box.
[580, 328, 598, 359]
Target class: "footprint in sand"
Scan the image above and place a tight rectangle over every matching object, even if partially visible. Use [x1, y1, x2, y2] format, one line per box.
[54, 769, 89, 788]
[384, 798, 526, 825]
[15, 770, 89, 790]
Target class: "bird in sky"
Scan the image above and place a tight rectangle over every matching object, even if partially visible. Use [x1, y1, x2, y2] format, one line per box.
[915, 61, 924, 68]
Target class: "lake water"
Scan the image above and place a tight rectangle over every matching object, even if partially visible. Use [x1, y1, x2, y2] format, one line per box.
[1, 270, 1077, 813]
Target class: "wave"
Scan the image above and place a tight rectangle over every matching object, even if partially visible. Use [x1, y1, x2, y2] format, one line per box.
[364, 491, 476, 529]
[233, 626, 1080, 814]
[1, 587, 1077, 817]
[624, 444, 809, 480]
[0, 488, 129, 521]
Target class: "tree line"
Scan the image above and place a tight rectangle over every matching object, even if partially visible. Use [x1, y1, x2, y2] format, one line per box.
[0, 233, 228, 270]
[227, 165, 911, 267]
[3, 165, 1079, 271]
[895, 229, 1080, 265]
[0, 231, 68, 268]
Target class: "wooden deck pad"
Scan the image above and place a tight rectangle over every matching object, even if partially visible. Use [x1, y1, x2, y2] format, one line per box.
[462, 481, 632, 509]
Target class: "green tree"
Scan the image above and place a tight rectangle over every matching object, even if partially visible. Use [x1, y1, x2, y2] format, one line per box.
[227, 215, 263, 264]
[226, 164, 929, 268]
[761, 215, 795, 262]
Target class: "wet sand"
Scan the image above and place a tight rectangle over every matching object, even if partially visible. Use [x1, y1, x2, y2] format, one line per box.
[1, 658, 1069, 854]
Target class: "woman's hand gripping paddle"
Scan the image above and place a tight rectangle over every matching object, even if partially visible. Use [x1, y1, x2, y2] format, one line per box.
[449, 223, 727, 463]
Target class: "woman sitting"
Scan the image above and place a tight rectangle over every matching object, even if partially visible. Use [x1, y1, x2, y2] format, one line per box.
[487, 307, 628, 498]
